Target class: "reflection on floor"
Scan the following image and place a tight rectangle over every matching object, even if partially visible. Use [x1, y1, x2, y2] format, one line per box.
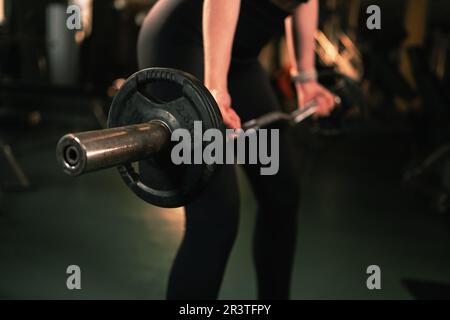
[1, 125, 449, 299]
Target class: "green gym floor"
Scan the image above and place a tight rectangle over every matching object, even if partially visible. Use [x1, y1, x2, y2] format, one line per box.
[1, 123, 450, 300]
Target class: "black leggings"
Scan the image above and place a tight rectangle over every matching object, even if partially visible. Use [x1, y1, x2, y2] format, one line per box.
[138, 0, 301, 300]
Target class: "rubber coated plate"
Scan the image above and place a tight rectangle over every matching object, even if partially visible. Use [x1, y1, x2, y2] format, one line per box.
[107, 68, 224, 208]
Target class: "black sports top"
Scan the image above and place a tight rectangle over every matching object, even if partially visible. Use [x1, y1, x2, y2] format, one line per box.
[231, 0, 309, 58]
[270, 0, 309, 12]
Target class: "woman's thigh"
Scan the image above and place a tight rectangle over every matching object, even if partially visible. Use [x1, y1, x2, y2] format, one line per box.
[228, 60, 301, 210]
[137, 0, 204, 76]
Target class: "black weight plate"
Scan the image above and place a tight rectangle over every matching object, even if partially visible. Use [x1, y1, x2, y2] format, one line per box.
[108, 68, 224, 208]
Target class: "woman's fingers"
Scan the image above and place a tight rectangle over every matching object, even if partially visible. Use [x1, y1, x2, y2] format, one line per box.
[226, 108, 241, 129]
[315, 87, 337, 116]
[219, 106, 241, 129]
[208, 88, 241, 129]
[322, 88, 336, 112]
[315, 96, 331, 116]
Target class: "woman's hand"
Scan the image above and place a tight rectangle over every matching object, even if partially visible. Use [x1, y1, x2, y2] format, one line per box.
[209, 88, 241, 129]
[295, 81, 336, 117]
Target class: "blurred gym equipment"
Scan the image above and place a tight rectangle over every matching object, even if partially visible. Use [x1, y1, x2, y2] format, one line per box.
[399, 0, 450, 215]
[0, 139, 31, 191]
[315, 0, 364, 82]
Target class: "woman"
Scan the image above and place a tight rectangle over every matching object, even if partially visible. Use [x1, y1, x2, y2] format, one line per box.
[138, 0, 335, 300]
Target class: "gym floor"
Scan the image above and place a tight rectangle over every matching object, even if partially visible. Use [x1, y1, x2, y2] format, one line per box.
[1, 121, 449, 300]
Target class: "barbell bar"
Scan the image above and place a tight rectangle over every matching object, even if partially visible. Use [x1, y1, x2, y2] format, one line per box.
[56, 68, 340, 208]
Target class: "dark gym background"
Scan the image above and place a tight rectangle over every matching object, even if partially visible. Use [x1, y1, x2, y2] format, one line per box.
[1, 0, 450, 299]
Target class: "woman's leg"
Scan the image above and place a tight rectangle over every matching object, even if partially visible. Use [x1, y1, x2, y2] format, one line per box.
[167, 165, 240, 300]
[229, 60, 302, 300]
[138, 0, 241, 300]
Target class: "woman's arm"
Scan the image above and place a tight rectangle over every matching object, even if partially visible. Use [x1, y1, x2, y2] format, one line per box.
[203, 0, 240, 91]
[285, 0, 335, 115]
[285, 0, 318, 74]
[203, 0, 241, 128]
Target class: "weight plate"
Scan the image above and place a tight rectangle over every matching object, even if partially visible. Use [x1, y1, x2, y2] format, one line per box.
[107, 68, 224, 208]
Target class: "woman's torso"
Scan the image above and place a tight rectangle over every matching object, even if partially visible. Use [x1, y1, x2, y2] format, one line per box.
[140, 0, 306, 60]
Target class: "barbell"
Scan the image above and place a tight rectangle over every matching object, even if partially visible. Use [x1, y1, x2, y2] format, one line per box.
[56, 68, 340, 208]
